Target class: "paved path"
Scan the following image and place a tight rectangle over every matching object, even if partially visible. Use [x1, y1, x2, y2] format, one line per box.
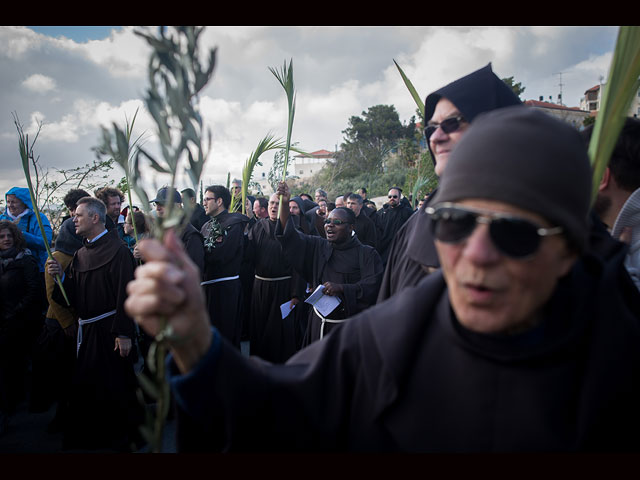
[0, 341, 251, 454]
[0, 372, 177, 454]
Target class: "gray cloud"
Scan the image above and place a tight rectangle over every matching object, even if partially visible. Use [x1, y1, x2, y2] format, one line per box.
[0, 25, 619, 207]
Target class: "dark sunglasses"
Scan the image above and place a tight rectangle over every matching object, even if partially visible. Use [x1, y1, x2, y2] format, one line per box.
[324, 219, 351, 226]
[426, 203, 563, 258]
[424, 115, 466, 139]
[388, 195, 398, 199]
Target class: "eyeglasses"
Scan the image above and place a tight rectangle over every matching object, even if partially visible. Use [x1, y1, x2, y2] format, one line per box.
[324, 219, 351, 226]
[204, 197, 217, 202]
[424, 115, 466, 139]
[388, 195, 398, 199]
[426, 203, 563, 259]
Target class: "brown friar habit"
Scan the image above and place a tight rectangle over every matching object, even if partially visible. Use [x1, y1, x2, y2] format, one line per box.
[53, 228, 143, 451]
[245, 218, 306, 363]
[201, 210, 249, 348]
[167, 227, 640, 453]
[276, 216, 383, 347]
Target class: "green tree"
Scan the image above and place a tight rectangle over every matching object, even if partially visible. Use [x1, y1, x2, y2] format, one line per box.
[339, 105, 416, 175]
[502, 76, 526, 99]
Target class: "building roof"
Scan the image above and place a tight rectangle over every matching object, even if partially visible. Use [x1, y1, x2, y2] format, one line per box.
[524, 99, 586, 113]
[584, 85, 600, 94]
[294, 149, 335, 158]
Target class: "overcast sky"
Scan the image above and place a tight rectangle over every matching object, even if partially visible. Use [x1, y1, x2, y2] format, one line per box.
[0, 25, 619, 206]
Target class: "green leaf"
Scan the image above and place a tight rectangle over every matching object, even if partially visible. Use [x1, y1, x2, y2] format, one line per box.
[393, 59, 425, 119]
[588, 26, 640, 203]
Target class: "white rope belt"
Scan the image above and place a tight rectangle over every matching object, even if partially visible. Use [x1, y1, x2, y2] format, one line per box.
[313, 306, 347, 340]
[77, 309, 117, 356]
[254, 274, 292, 282]
[201, 275, 240, 286]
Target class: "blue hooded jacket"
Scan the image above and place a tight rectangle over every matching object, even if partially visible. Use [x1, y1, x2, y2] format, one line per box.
[0, 186, 52, 272]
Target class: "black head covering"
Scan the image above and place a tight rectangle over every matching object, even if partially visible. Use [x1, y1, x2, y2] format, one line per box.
[54, 217, 84, 256]
[290, 196, 313, 235]
[424, 63, 523, 165]
[431, 105, 592, 252]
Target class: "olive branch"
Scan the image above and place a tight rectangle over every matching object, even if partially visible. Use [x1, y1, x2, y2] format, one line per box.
[95, 26, 216, 453]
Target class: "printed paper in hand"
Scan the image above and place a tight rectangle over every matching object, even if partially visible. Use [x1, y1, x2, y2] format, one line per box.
[280, 300, 295, 319]
[304, 284, 341, 317]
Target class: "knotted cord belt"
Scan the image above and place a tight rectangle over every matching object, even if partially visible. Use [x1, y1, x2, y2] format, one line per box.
[77, 309, 116, 356]
[200, 275, 240, 286]
[313, 306, 347, 340]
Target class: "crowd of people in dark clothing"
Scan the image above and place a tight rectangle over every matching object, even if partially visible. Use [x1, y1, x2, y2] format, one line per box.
[1, 63, 640, 453]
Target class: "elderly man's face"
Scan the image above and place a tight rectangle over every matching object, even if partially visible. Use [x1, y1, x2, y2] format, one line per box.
[268, 195, 279, 221]
[6, 194, 26, 216]
[435, 198, 576, 335]
[428, 98, 469, 177]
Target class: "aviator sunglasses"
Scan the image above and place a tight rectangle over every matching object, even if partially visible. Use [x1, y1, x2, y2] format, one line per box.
[423, 115, 466, 139]
[426, 203, 563, 258]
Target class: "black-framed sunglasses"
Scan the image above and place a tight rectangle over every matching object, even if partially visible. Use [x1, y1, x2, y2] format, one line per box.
[424, 115, 466, 139]
[426, 203, 563, 259]
[324, 219, 351, 226]
[388, 195, 398, 199]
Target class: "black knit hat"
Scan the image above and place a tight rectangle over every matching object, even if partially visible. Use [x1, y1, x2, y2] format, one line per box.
[54, 217, 84, 255]
[431, 106, 592, 252]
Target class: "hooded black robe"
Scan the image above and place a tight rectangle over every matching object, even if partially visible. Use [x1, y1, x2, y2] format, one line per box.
[275, 216, 383, 346]
[354, 209, 377, 248]
[373, 198, 413, 266]
[245, 218, 306, 363]
[378, 63, 523, 301]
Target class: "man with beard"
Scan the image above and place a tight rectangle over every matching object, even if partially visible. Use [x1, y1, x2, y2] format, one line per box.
[46, 196, 143, 452]
[583, 117, 640, 290]
[244, 193, 306, 362]
[274, 182, 382, 346]
[95, 186, 126, 240]
[377, 63, 523, 301]
[200, 185, 249, 348]
[373, 186, 413, 266]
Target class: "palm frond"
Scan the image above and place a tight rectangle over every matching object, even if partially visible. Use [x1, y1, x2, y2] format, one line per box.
[241, 133, 287, 214]
[588, 26, 640, 203]
[394, 59, 425, 119]
[269, 59, 297, 218]
[12, 113, 70, 306]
